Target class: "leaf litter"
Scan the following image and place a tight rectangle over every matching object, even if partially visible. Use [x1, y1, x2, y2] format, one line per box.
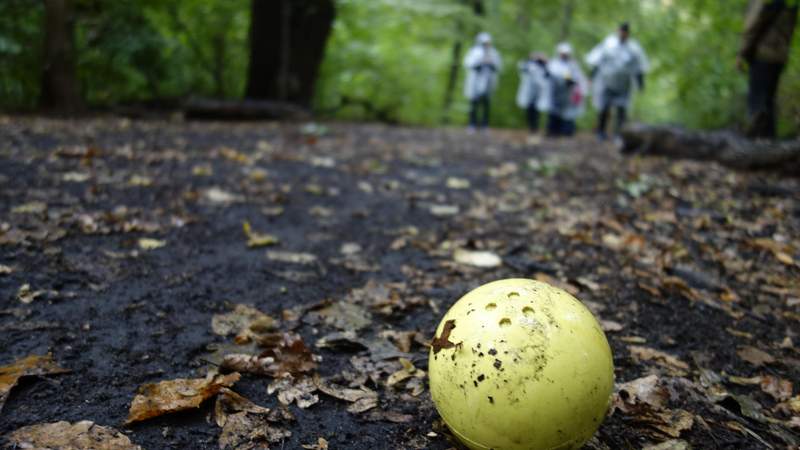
[2, 120, 800, 449]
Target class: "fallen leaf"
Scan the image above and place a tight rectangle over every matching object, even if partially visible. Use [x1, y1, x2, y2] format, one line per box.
[8, 421, 142, 450]
[205, 187, 239, 204]
[128, 175, 152, 186]
[641, 439, 691, 450]
[386, 358, 425, 386]
[266, 250, 317, 265]
[737, 346, 775, 367]
[214, 389, 292, 450]
[649, 409, 694, 437]
[600, 320, 624, 332]
[759, 375, 793, 402]
[429, 204, 459, 217]
[138, 238, 166, 250]
[268, 375, 319, 408]
[17, 283, 44, 304]
[314, 375, 379, 414]
[0, 354, 69, 411]
[0, 264, 14, 275]
[364, 410, 414, 423]
[242, 221, 279, 248]
[306, 301, 372, 331]
[430, 319, 458, 354]
[614, 375, 670, 413]
[212, 304, 277, 344]
[629, 346, 690, 375]
[453, 249, 502, 268]
[446, 177, 470, 189]
[222, 333, 318, 377]
[302, 437, 329, 450]
[126, 371, 240, 424]
[12, 201, 47, 214]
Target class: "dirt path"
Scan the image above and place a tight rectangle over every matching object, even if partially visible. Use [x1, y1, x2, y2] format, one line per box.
[1, 118, 798, 449]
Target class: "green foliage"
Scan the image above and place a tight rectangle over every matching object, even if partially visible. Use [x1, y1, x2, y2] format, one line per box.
[0, 0, 43, 109]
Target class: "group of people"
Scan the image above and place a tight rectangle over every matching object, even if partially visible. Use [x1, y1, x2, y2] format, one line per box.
[463, 23, 649, 140]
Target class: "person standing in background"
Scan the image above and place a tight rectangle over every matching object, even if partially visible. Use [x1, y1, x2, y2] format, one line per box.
[586, 23, 649, 141]
[546, 42, 587, 137]
[464, 32, 502, 133]
[516, 52, 550, 141]
[737, 0, 798, 138]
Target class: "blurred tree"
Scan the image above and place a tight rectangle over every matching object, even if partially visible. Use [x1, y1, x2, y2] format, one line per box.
[41, 0, 82, 112]
[245, 0, 335, 107]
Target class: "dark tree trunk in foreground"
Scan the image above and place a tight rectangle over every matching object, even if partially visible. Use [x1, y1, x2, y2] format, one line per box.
[620, 124, 800, 173]
[40, 0, 82, 112]
[245, 0, 335, 107]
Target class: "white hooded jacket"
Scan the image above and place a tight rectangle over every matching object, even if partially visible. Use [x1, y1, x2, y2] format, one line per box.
[516, 59, 549, 110]
[463, 35, 502, 100]
[545, 55, 587, 120]
[585, 34, 649, 110]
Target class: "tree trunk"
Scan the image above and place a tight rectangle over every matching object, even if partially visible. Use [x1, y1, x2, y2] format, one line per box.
[212, 32, 226, 97]
[40, 0, 82, 112]
[441, 0, 484, 123]
[620, 124, 800, 173]
[245, 0, 335, 108]
[559, 0, 575, 41]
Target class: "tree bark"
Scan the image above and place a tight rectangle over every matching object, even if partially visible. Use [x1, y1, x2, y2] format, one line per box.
[559, 0, 575, 41]
[441, 0, 484, 123]
[245, 0, 335, 108]
[619, 124, 800, 173]
[40, 0, 83, 112]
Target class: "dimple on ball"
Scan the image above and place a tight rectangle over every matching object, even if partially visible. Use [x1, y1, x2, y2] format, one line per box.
[428, 279, 614, 450]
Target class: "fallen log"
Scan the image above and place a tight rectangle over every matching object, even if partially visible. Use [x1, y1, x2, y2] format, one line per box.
[183, 98, 311, 121]
[619, 124, 800, 173]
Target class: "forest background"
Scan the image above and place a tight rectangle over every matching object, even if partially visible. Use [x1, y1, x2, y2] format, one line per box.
[2, 0, 799, 136]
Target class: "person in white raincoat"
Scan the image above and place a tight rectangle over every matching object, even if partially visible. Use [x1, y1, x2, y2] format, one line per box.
[585, 23, 649, 139]
[464, 32, 502, 130]
[546, 42, 587, 137]
[516, 52, 550, 134]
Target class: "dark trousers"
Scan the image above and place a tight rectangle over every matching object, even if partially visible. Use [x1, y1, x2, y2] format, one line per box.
[547, 114, 575, 137]
[597, 105, 627, 137]
[469, 94, 490, 128]
[747, 60, 784, 138]
[526, 105, 540, 132]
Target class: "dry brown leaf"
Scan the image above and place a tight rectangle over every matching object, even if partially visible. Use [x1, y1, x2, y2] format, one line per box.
[306, 301, 372, 331]
[736, 346, 775, 367]
[614, 375, 671, 413]
[386, 358, 425, 386]
[268, 375, 319, 408]
[649, 409, 694, 437]
[126, 371, 240, 424]
[600, 320, 624, 332]
[364, 410, 414, 423]
[222, 332, 318, 377]
[629, 346, 690, 375]
[379, 330, 424, 353]
[302, 437, 330, 450]
[0, 354, 69, 411]
[7, 421, 142, 450]
[641, 439, 691, 450]
[313, 375, 378, 414]
[759, 375, 793, 402]
[214, 387, 292, 450]
[212, 304, 277, 344]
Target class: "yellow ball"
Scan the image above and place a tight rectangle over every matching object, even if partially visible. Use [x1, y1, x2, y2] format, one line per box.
[428, 279, 614, 450]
